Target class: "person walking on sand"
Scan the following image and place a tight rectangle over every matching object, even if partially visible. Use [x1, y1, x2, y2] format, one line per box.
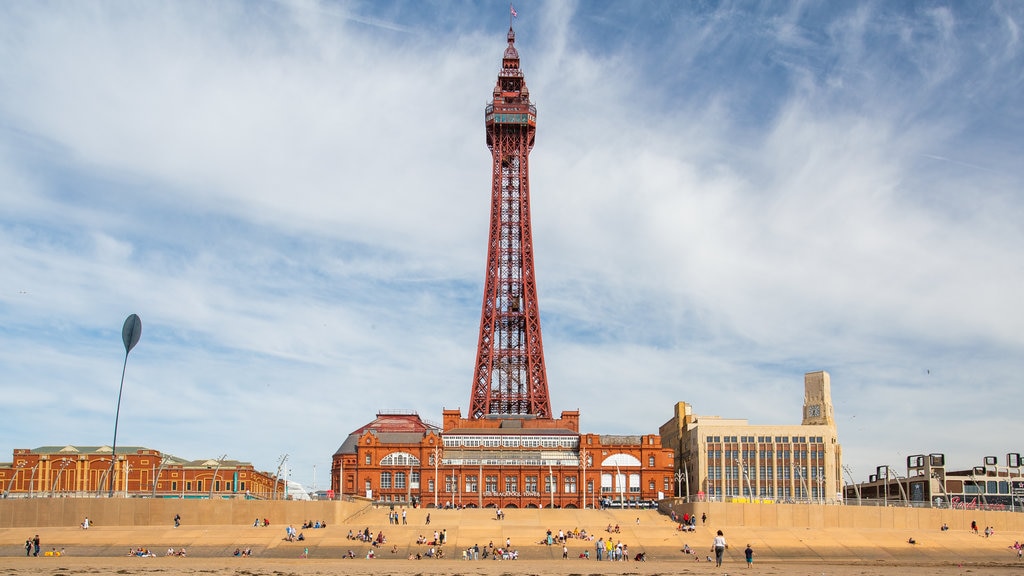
[744, 543, 753, 568]
[711, 529, 727, 567]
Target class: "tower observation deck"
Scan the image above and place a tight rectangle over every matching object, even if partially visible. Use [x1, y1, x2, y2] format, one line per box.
[469, 27, 551, 420]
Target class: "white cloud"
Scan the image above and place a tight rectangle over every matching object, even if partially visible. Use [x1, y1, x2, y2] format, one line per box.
[0, 1, 1021, 486]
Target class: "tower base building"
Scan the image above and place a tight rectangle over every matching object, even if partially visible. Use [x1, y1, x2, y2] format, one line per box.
[331, 409, 674, 509]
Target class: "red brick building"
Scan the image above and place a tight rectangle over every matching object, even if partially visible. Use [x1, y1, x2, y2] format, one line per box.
[331, 409, 674, 509]
[0, 445, 283, 499]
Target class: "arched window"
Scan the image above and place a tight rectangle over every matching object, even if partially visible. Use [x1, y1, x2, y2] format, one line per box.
[601, 453, 642, 467]
[380, 452, 422, 466]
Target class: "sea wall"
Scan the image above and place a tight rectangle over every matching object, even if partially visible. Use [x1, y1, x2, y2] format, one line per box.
[0, 497, 373, 529]
[662, 500, 1024, 531]
[4, 497, 1024, 531]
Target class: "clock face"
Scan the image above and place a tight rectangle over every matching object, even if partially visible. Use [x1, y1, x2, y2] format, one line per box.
[808, 405, 821, 418]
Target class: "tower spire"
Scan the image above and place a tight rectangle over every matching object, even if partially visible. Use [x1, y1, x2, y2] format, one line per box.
[469, 28, 550, 420]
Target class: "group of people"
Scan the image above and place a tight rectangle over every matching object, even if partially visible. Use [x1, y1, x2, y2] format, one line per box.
[24, 535, 40, 557]
[542, 528, 578, 545]
[253, 518, 271, 527]
[539, 526, 592, 542]
[300, 520, 327, 529]
[284, 525, 304, 542]
[593, 536, 631, 561]
[680, 530, 754, 568]
[345, 526, 390, 547]
[1010, 540, 1023, 560]
[232, 547, 253, 557]
[671, 511, 706, 524]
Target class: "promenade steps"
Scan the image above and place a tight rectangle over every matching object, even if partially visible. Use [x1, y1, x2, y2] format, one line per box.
[2, 500, 1022, 563]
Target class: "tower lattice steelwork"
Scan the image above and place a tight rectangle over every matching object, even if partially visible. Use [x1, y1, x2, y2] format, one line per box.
[469, 27, 551, 420]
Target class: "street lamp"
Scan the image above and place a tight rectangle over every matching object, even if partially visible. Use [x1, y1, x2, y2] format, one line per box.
[51, 458, 72, 497]
[841, 465, 861, 505]
[209, 454, 228, 499]
[95, 460, 111, 497]
[547, 462, 555, 509]
[735, 458, 753, 501]
[4, 462, 26, 497]
[152, 455, 172, 497]
[109, 313, 142, 497]
[580, 448, 590, 509]
[431, 445, 442, 508]
[274, 454, 288, 500]
[796, 466, 811, 503]
[122, 464, 132, 497]
[28, 463, 39, 498]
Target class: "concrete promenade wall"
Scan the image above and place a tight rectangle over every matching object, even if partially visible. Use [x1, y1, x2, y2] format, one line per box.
[664, 501, 1024, 532]
[0, 498, 373, 529]
[4, 498, 1024, 533]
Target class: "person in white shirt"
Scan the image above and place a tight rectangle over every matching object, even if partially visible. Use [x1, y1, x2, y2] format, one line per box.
[712, 530, 727, 567]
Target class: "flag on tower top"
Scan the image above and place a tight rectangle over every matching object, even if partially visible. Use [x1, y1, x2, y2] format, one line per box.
[510, 4, 518, 18]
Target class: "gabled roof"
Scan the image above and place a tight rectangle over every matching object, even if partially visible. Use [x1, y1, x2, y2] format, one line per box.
[31, 445, 153, 455]
[334, 413, 441, 456]
[349, 412, 440, 435]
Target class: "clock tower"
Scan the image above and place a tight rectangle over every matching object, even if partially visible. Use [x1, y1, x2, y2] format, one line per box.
[801, 370, 835, 426]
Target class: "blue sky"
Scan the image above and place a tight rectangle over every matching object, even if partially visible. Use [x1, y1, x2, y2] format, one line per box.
[1, 1, 1022, 491]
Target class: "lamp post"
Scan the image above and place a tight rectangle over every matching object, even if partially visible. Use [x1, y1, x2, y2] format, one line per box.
[841, 465, 861, 505]
[886, 466, 909, 506]
[274, 455, 288, 500]
[122, 464, 132, 497]
[580, 448, 590, 510]
[209, 454, 228, 499]
[547, 462, 555, 509]
[796, 466, 810, 504]
[28, 463, 39, 498]
[109, 313, 142, 497]
[95, 460, 111, 497]
[338, 456, 344, 501]
[51, 458, 72, 497]
[615, 463, 623, 507]
[152, 455, 172, 497]
[432, 445, 442, 508]
[4, 462, 26, 497]
[735, 458, 753, 501]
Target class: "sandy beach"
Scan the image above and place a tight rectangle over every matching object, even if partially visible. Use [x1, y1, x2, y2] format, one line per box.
[5, 501, 1024, 576]
[3, 555, 1024, 576]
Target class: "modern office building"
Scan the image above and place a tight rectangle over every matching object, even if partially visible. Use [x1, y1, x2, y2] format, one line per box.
[660, 371, 844, 503]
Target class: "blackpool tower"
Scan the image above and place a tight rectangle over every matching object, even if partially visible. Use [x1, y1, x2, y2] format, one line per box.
[468, 27, 551, 420]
